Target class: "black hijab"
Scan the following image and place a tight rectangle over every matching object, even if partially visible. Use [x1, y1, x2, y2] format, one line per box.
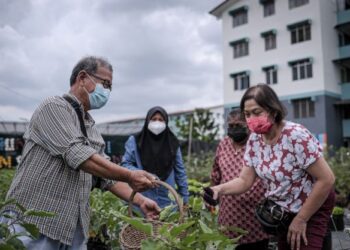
[134, 106, 180, 181]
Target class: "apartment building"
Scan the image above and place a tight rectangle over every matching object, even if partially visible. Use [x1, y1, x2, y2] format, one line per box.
[210, 0, 350, 147]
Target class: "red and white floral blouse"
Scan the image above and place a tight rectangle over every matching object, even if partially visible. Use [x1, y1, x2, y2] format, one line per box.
[244, 121, 323, 213]
[211, 137, 269, 244]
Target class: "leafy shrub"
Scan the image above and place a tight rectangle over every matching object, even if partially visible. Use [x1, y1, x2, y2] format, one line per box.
[332, 206, 345, 216]
[184, 152, 215, 183]
[136, 195, 245, 250]
[89, 189, 129, 249]
[0, 199, 55, 250]
[326, 147, 350, 206]
[0, 169, 15, 201]
[116, 179, 245, 250]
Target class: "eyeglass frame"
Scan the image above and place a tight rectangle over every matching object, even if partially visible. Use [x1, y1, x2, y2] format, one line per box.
[86, 72, 112, 91]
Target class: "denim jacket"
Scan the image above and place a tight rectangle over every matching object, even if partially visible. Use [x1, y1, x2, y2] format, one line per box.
[121, 136, 189, 208]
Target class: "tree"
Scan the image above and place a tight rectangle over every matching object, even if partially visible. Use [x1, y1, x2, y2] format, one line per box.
[175, 108, 219, 142]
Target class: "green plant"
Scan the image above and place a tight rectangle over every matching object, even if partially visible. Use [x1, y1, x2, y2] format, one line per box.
[332, 206, 345, 216]
[89, 189, 129, 249]
[146, 195, 245, 250]
[326, 147, 350, 204]
[184, 152, 215, 182]
[0, 199, 55, 250]
[0, 169, 15, 202]
[188, 179, 209, 196]
[119, 194, 246, 250]
[175, 108, 219, 142]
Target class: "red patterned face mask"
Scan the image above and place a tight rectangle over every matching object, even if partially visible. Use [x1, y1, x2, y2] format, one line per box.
[246, 115, 273, 134]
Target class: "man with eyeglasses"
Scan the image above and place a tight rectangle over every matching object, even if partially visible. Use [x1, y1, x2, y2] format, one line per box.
[0, 56, 160, 249]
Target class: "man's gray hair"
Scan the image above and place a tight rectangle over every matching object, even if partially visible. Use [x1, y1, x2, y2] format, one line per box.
[70, 56, 113, 86]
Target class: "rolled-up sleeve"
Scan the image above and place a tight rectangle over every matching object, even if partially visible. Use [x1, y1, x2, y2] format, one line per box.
[33, 101, 97, 170]
[63, 143, 96, 170]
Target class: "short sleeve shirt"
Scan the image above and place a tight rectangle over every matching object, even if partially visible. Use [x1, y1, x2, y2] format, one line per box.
[244, 121, 322, 213]
[211, 137, 269, 244]
[3, 94, 114, 245]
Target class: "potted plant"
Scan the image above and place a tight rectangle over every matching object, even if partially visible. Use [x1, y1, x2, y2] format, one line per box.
[331, 206, 345, 231]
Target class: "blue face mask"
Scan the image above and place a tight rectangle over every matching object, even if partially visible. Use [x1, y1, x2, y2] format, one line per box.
[88, 83, 110, 109]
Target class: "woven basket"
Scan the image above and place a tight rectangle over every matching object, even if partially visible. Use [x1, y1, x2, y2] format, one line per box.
[119, 180, 184, 250]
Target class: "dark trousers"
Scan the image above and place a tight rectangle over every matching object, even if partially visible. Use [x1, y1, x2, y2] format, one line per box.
[236, 239, 269, 250]
[321, 220, 332, 250]
[278, 191, 335, 250]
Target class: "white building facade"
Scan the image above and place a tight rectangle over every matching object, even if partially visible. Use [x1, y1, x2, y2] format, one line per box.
[210, 0, 350, 147]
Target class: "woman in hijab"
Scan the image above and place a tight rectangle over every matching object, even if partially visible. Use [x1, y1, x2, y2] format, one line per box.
[121, 106, 189, 208]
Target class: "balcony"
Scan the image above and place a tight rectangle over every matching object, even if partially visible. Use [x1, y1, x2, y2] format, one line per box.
[339, 45, 350, 59]
[343, 119, 350, 137]
[337, 9, 350, 26]
[341, 82, 350, 100]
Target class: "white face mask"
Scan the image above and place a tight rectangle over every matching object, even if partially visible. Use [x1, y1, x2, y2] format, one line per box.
[148, 121, 166, 135]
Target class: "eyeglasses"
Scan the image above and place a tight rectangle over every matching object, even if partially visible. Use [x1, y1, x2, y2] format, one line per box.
[89, 73, 112, 91]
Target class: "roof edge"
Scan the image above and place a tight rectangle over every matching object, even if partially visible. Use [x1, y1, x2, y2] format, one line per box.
[209, 0, 241, 18]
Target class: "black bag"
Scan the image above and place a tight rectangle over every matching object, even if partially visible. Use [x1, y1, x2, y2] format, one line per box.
[255, 199, 295, 235]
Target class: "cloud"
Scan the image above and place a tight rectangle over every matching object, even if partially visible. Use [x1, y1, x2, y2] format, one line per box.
[0, 0, 223, 123]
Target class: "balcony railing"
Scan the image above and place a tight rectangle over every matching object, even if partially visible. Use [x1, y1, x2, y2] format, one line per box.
[337, 9, 350, 26]
[341, 82, 350, 100]
[339, 45, 350, 59]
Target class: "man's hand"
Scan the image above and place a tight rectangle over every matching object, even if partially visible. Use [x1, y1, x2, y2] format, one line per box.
[139, 197, 161, 220]
[287, 216, 308, 250]
[128, 170, 157, 192]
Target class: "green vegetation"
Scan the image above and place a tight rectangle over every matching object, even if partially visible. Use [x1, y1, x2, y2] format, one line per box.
[175, 108, 219, 142]
[326, 147, 350, 207]
[0, 199, 55, 250]
[0, 169, 15, 201]
[332, 206, 345, 216]
[184, 152, 215, 183]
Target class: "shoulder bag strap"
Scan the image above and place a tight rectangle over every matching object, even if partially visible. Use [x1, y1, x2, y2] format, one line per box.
[63, 95, 103, 190]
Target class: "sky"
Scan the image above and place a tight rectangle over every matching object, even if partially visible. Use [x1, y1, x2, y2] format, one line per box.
[0, 0, 223, 123]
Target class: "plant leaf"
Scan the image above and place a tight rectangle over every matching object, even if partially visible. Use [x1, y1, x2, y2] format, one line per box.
[141, 239, 165, 250]
[199, 220, 212, 233]
[119, 216, 152, 236]
[19, 223, 39, 238]
[169, 221, 195, 239]
[0, 243, 17, 250]
[0, 224, 10, 238]
[0, 199, 17, 211]
[2, 237, 26, 250]
[159, 205, 176, 221]
[23, 210, 55, 218]
[197, 233, 228, 242]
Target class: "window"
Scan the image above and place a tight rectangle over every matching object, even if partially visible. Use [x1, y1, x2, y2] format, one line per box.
[289, 0, 309, 9]
[229, 7, 248, 27]
[264, 33, 276, 50]
[342, 105, 350, 119]
[292, 98, 315, 118]
[263, 66, 278, 84]
[263, 0, 275, 17]
[289, 21, 311, 44]
[338, 32, 350, 47]
[336, 0, 350, 11]
[261, 30, 276, 50]
[230, 72, 250, 91]
[341, 67, 350, 82]
[230, 39, 249, 58]
[289, 58, 313, 81]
